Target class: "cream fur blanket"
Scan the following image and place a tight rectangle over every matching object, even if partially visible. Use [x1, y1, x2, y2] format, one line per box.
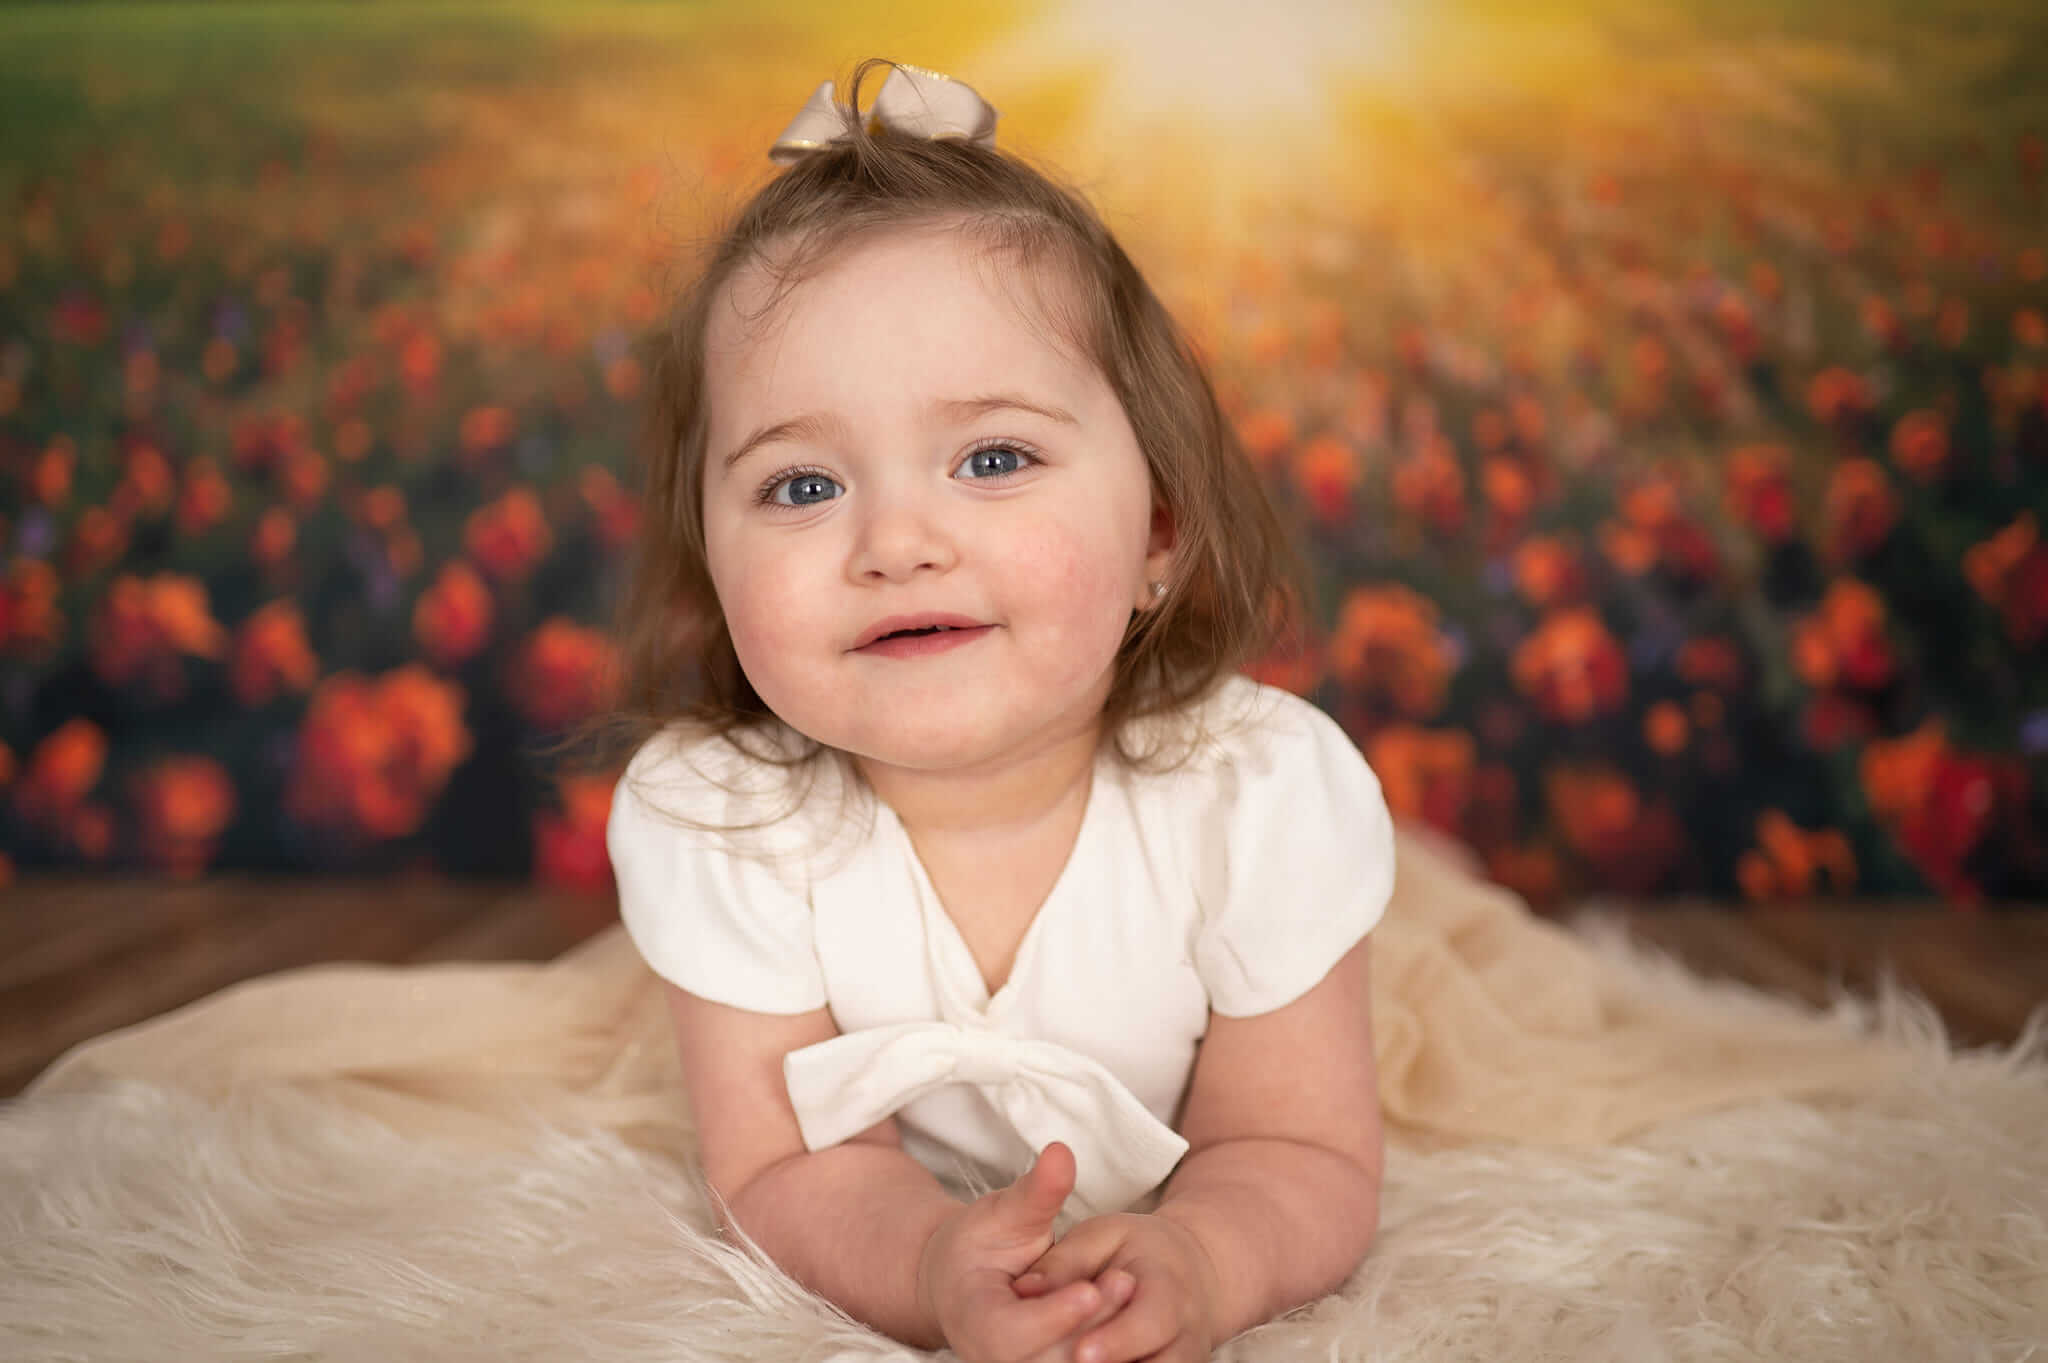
[4, 827, 2045, 1361]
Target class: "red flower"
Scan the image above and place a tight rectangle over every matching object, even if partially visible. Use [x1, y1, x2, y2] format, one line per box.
[1512, 608, 1629, 724]
[508, 619, 617, 732]
[533, 773, 618, 895]
[130, 756, 237, 877]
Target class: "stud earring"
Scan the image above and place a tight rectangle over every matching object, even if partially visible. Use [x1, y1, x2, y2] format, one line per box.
[1148, 581, 1166, 599]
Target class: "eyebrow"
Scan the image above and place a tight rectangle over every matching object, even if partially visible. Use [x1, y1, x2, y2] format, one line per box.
[719, 393, 1079, 473]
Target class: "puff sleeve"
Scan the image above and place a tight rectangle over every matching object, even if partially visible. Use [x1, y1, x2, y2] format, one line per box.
[606, 730, 829, 1015]
[1192, 690, 1395, 1018]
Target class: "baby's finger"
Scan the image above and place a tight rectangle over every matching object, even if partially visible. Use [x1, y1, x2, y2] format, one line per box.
[1071, 1269, 1176, 1363]
[970, 1276, 1104, 1360]
[1013, 1220, 1123, 1295]
[1017, 1272, 1136, 1363]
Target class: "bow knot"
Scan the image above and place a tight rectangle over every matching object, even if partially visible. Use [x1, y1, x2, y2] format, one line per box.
[770, 65, 999, 165]
[783, 1021, 1188, 1218]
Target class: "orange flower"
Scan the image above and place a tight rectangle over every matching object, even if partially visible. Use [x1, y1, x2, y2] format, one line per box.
[1243, 604, 1323, 697]
[1737, 810, 1856, 900]
[70, 803, 114, 861]
[1676, 636, 1745, 690]
[1963, 513, 2048, 647]
[130, 756, 237, 877]
[509, 619, 618, 732]
[1327, 585, 1456, 720]
[459, 405, 517, 462]
[1390, 437, 1465, 536]
[1860, 722, 2025, 902]
[1512, 537, 1585, 609]
[399, 333, 442, 394]
[579, 466, 640, 551]
[533, 772, 619, 895]
[1481, 456, 1549, 554]
[464, 486, 553, 583]
[251, 507, 297, 569]
[1644, 700, 1690, 755]
[1543, 762, 1682, 894]
[2015, 307, 2048, 349]
[89, 574, 227, 699]
[1935, 297, 1970, 348]
[353, 485, 408, 532]
[230, 601, 319, 707]
[1861, 296, 1903, 350]
[1483, 841, 1563, 909]
[230, 410, 308, 476]
[413, 561, 495, 669]
[278, 448, 330, 508]
[605, 355, 643, 401]
[1888, 409, 1950, 482]
[1806, 366, 1872, 426]
[0, 557, 65, 657]
[66, 506, 130, 575]
[1511, 608, 1629, 724]
[1291, 435, 1364, 525]
[1234, 408, 1294, 471]
[1364, 726, 1474, 837]
[176, 456, 234, 537]
[1821, 457, 1899, 561]
[1602, 475, 1719, 583]
[32, 437, 73, 507]
[14, 718, 106, 829]
[117, 443, 175, 518]
[1791, 579, 1894, 691]
[286, 665, 471, 843]
[1724, 443, 1797, 541]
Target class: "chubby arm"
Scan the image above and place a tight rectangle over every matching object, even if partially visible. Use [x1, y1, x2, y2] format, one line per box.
[1154, 934, 1383, 1335]
[667, 983, 960, 1345]
[667, 985, 1117, 1355]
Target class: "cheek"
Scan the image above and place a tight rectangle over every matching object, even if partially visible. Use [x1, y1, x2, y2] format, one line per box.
[1004, 519, 1142, 649]
[707, 536, 824, 687]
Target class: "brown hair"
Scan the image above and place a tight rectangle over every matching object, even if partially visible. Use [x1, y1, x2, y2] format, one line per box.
[573, 60, 1303, 778]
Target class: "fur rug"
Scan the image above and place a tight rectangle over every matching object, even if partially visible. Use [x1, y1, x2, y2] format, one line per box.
[3, 921, 2045, 1363]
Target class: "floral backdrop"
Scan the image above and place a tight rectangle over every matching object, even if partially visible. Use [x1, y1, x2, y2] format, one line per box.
[2, 1, 2044, 906]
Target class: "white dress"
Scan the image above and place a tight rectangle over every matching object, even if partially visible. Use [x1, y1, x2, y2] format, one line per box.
[607, 676, 1396, 1216]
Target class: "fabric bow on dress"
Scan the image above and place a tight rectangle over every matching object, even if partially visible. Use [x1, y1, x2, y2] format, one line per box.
[770, 64, 999, 164]
[784, 1023, 1190, 1218]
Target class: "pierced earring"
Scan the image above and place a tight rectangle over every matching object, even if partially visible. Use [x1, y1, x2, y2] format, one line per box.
[1148, 581, 1166, 599]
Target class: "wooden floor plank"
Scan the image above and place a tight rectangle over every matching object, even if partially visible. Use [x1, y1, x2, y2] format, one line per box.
[3, 878, 2043, 1101]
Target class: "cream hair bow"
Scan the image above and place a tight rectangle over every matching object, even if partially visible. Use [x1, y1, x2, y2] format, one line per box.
[769, 64, 999, 164]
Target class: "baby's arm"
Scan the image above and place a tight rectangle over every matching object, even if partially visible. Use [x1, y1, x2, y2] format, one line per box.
[1156, 934, 1382, 1329]
[664, 984, 1121, 1355]
[1018, 936, 1383, 1360]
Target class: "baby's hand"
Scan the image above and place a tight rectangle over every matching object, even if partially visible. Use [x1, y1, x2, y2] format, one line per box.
[917, 1143, 1135, 1363]
[1012, 1212, 1219, 1363]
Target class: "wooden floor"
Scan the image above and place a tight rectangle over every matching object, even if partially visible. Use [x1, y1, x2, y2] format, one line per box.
[3, 877, 2044, 1099]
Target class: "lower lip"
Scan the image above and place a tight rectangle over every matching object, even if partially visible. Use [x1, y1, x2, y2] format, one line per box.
[855, 625, 995, 658]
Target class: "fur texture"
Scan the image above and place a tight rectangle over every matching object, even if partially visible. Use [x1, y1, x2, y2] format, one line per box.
[4, 925, 2044, 1363]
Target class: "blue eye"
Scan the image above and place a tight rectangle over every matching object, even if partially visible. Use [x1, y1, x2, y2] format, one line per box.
[764, 470, 842, 506]
[956, 444, 1037, 481]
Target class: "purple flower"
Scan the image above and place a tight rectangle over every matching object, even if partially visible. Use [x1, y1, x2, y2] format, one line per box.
[17, 509, 55, 559]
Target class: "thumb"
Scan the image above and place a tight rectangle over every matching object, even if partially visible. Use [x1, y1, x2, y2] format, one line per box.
[995, 1141, 1076, 1231]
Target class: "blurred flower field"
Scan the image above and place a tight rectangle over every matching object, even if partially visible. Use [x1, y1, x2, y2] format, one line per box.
[1, 2, 2044, 904]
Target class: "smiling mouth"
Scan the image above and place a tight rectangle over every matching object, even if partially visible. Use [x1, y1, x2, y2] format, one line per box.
[854, 623, 996, 657]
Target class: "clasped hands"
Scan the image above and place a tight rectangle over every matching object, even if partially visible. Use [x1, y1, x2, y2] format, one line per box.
[917, 1142, 1218, 1363]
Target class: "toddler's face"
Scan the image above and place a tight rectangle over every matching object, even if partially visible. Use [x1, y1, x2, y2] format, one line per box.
[700, 226, 1170, 776]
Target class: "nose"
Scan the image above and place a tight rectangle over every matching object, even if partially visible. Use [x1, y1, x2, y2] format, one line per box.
[848, 483, 957, 583]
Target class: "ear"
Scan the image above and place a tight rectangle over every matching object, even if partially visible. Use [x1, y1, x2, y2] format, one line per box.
[1137, 499, 1177, 610]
